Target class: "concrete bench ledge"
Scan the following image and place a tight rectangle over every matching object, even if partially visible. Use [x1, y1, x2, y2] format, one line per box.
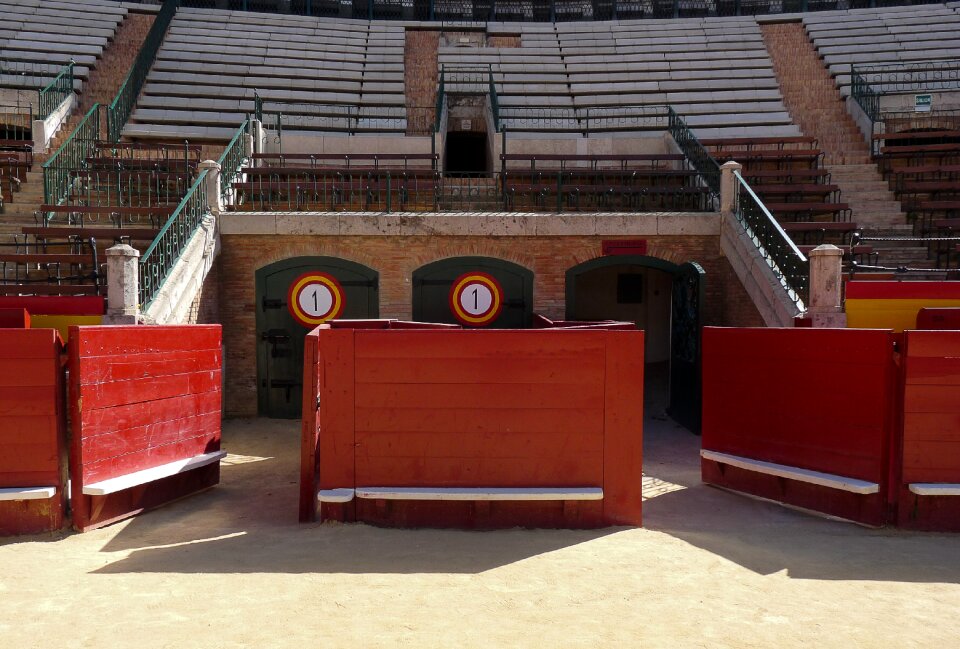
[701, 449, 880, 495]
[354, 486, 604, 501]
[0, 486, 57, 501]
[909, 484, 960, 496]
[82, 451, 227, 496]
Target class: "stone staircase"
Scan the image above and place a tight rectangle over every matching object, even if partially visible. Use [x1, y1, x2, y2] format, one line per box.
[0, 12, 155, 238]
[761, 22, 934, 271]
[404, 29, 440, 136]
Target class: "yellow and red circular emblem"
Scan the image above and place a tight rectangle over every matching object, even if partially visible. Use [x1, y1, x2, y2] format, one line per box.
[287, 271, 345, 327]
[448, 271, 503, 327]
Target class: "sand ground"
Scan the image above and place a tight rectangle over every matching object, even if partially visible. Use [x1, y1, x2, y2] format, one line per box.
[1, 408, 958, 648]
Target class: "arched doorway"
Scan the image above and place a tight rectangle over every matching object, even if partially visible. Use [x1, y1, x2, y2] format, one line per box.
[255, 256, 379, 418]
[412, 256, 533, 328]
[565, 255, 705, 432]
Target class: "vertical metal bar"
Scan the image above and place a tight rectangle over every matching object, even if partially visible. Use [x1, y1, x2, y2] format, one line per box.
[386, 172, 391, 213]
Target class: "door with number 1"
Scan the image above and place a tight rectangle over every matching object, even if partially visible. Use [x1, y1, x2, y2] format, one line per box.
[255, 256, 379, 418]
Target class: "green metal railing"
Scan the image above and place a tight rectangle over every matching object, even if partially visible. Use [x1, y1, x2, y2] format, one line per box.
[850, 64, 881, 124]
[218, 120, 249, 206]
[138, 169, 209, 308]
[733, 170, 809, 310]
[488, 67, 501, 132]
[667, 106, 721, 197]
[434, 70, 446, 133]
[42, 104, 101, 206]
[38, 61, 74, 120]
[107, 0, 180, 141]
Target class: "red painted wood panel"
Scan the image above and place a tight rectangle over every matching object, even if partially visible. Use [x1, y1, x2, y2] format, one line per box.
[0, 296, 104, 315]
[701, 327, 896, 526]
[0, 328, 66, 534]
[299, 328, 321, 522]
[303, 325, 645, 528]
[0, 308, 29, 328]
[916, 308, 960, 330]
[702, 328, 894, 482]
[68, 325, 222, 531]
[901, 331, 960, 484]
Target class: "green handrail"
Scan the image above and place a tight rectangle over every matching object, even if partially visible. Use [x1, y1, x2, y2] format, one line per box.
[138, 169, 209, 308]
[42, 103, 101, 208]
[733, 170, 809, 310]
[434, 66, 446, 133]
[38, 61, 74, 120]
[107, 0, 180, 142]
[488, 65, 501, 132]
[667, 106, 721, 196]
[217, 120, 249, 206]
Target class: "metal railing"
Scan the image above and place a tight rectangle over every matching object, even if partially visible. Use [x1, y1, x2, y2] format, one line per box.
[228, 168, 714, 214]
[37, 61, 74, 120]
[218, 120, 249, 207]
[138, 169, 209, 308]
[434, 69, 446, 133]
[850, 64, 881, 124]
[107, 0, 180, 142]
[43, 104, 101, 206]
[667, 106, 721, 196]
[156, 0, 946, 20]
[733, 170, 809, 309]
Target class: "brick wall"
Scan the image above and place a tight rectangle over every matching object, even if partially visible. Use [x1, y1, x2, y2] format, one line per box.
[217, 233, 762, 416]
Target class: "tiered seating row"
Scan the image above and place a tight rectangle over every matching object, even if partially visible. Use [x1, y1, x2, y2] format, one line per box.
[128, 8, 407, 139]
[803, 4, 960, 96]
[0, 0, 126, 94]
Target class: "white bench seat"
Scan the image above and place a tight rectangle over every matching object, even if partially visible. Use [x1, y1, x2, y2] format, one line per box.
[0, 486, 56, 501]
[908, 483, 960, 496]
[355, 486, 604, 501]
[82, 450, 226, 496]
[701, 449, 879, 495]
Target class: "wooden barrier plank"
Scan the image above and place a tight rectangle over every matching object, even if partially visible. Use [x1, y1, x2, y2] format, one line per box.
[354, 407, 604, 435]
[299, 329, 322, 522]
[0, 328, 66, 535]
[69, 324, 223, 531]
[602, 331, 644, 526]
[355, 381, 604, 411]
[354, 355, 606, 384]
[315, 328, 356, 521]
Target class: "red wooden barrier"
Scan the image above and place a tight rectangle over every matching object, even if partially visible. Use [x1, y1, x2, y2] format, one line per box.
[0, 308, 30, 328]
[68, 325, 223, 531]
[916, 308, 960, 330]
[0, 329, 67, 535]
[701, 327, 898, 526]
[898, 330, 960, 531]
[301, 324, 644, 528]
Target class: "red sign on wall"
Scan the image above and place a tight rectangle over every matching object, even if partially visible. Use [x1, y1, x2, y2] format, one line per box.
[602, 240, 647, 256]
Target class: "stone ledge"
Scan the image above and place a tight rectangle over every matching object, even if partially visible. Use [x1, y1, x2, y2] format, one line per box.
[220, 211, 720, 237]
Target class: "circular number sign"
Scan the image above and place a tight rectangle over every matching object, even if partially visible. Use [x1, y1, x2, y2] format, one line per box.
[448, 272, 504, 327]
[287, 272, 345, 327]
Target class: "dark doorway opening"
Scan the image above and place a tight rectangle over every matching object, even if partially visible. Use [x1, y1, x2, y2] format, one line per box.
[444, 131, 489, 175]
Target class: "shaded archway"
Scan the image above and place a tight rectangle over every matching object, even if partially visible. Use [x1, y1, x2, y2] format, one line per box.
[566, 255, 705, 432]
[255, 256, 379, 418]
[412, 256, 533, 328]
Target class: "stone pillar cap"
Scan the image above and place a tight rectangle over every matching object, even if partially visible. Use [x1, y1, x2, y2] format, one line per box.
[105, 243, 140, 257]
[808, 244, 844, 257]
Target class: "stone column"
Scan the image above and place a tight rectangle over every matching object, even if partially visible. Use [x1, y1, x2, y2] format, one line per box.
[720, 160, 742, 215]
[199, 159, 222, 215]
[807, 244, 847, 328]
[104, 244, 140, 325]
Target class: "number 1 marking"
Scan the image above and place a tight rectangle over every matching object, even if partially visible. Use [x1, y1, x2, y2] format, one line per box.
[472, 287, 479, 310]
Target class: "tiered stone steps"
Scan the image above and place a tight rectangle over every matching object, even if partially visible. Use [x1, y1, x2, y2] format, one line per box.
[761, 21, 934, 271]
[0, 11, 155, 238]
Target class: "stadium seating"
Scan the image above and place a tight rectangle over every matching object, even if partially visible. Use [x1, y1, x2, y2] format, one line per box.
[0, 0, 127, 96]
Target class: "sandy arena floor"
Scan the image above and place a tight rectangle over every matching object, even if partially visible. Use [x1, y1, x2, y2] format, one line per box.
[1, 410, 958, 648]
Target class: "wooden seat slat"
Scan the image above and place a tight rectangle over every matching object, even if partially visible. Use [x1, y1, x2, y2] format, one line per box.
[0, 253, 95, 264]
[22, 226, 160, 240]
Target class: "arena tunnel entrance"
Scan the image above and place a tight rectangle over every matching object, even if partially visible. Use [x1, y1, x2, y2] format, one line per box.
[444, 131, 490, 175]
[412, 256, 533, 328]
[255, 256, 379, 418]
[566, 256, 705, 432]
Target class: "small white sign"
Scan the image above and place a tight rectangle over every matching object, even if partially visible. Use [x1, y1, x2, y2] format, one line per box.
[915, 94, 932, 113]
[458, 281, 495, 317]
[461, 119, 472, 131]
[298, 283, 335, 319]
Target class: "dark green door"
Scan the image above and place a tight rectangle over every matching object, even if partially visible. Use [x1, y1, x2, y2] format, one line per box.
[667, 261, 705, 433]
[255, 256, 378, 418]
[412, 256, 533, 328]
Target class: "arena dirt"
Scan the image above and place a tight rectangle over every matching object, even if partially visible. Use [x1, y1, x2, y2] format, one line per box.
[1, 416, 957, 648]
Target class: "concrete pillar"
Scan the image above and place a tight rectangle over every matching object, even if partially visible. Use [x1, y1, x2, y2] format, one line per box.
[104, 244, 140, 325]
[199, 159, 222, 215]
[807, 244, 847, 328]
[720, 161, 742, 215]
[250, 119, 264, 156]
